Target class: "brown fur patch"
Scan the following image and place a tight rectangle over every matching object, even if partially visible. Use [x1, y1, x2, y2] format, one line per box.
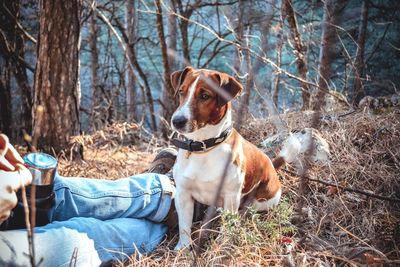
[227, 129, 281, 200]
[272, 156, 286, 170]
[176, 70, 230, 130]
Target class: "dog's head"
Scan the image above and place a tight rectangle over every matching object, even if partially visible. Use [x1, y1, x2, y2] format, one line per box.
[170, 67, 243, 134]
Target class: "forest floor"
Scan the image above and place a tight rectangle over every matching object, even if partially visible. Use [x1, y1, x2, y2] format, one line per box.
[57, 107, 400, 266]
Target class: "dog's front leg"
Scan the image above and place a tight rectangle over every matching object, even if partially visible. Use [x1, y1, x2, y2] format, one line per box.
[223, 192, 241, 213]
[174, 189, 194, 251]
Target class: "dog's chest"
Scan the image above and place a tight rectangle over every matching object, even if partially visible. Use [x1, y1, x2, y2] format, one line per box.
[173, 143, 244, 206]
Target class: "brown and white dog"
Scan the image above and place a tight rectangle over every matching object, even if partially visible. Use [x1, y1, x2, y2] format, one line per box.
[170, 67, 298, 250]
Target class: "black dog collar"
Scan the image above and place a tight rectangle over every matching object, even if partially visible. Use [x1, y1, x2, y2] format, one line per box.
[171, 126, 233, 152]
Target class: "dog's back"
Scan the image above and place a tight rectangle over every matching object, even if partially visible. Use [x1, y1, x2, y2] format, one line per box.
[227, 129, 282, 210]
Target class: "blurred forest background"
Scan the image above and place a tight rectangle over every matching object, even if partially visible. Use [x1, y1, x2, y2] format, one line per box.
[1, 1, 400, 265]
[0, 0, 399, 152]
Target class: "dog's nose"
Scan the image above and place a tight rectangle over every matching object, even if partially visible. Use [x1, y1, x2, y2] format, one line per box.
[172, 115, 188, 129]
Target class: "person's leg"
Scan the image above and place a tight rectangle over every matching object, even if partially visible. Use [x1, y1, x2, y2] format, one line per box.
[0, 223, 101, 267]
[49, 172, 175, 224]
[0, 217, 167, 267]
[0, 148, 177, 266]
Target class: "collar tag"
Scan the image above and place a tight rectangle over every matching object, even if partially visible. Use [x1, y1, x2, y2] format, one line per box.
[214, 137, 225, 144]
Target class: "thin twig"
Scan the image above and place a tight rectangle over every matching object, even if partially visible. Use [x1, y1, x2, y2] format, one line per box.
[20, 185, 37, 267]
[68, 247, 78, 267]
[194, 81, 249, 255]
[283, 169, 400, 203]
[2, 3, 37, 44]
[308, 176, 400, 203]
[29, 185, 37, 264]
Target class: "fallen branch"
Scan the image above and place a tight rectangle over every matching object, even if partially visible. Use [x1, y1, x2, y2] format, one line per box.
[283, 169, 400, 203]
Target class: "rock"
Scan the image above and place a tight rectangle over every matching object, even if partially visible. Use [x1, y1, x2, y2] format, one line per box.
[290, 128, 330, 165]
[259, 128, 330, 166]
[359, 94, 400, 110]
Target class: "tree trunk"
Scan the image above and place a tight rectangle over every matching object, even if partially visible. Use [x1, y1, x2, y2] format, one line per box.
[234, 0, 252, 114]
[272, 14, 284, 109]
[13, 44, 32, 137]
[244, 26, 253, 111]
[111, 15, 157, 130]
[283, 0, 310, 110]
[90, 7, 101, 119]
[233, 0, 245, 75]
[252, 1, 276, 110]
[32, 0, 82, 152]
[0, 0, 32, 139]
[180, 19, 191, 65]
[159, 0, 178, 135]
[175, 0, 193, 65]
[313, 0, 348, 111]
[155, 0, 177, 137]
[126, 0, 137, 122]
[0, 79, 12, 137]
[351, 0, 368, 105]
[167, 0, 178, 71]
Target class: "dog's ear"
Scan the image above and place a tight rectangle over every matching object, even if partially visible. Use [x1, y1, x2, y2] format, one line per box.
[211, 72, 243, 107]
[171, 66, 193, 96]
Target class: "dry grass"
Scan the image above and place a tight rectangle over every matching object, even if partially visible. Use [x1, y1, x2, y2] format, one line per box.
[58, 109, 400, 266]
[57, 122, 167, 179]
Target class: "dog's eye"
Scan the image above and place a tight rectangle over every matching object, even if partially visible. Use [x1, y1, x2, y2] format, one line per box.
[199, 93, 210, 101]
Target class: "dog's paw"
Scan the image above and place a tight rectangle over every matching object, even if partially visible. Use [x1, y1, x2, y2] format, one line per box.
[174, 240, 191, 251]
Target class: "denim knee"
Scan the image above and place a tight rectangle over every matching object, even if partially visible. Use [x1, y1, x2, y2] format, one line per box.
[0, 226, 101, 267]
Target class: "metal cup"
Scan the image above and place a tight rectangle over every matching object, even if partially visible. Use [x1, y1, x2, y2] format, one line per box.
[23, 152, 58, 185]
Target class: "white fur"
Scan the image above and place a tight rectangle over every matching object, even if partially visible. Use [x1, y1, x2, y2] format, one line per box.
[253, 188, 281, 211]
[173, 109, 245, 250]
[171, 76, 200, 132]
[294, 129, 330, 164]
[279, 134, 302, 163]
[279, 129, 330, 166]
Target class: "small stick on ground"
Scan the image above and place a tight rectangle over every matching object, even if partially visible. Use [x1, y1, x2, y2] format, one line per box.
[284, 169, 400, 203]
[20, 185, 37, 267]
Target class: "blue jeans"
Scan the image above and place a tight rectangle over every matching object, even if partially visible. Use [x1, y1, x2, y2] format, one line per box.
[0, 173, 174, 266]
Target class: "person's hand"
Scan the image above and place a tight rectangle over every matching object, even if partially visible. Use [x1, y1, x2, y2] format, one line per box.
[0, 134, 32, 224]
